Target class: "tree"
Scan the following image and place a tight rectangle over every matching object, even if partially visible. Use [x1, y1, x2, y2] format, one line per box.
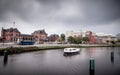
[67, 36, 75, 44]
[60, 34, 65, 42]
[111, 40, 116, 44]
[106, 40, 109, 44]
[82, 37, 89, 43]
[67, 36, 82, 44]
[57, 37, 62, 42]
[75, 37, 82, 44]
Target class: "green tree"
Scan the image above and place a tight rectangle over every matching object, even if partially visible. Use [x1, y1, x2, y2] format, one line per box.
[67, 36, 82, 44]
[67, 36, 75, 44]
[82, 37, 89, 43]
[60, 34, 65, 41]
[75, 37, 82, 44]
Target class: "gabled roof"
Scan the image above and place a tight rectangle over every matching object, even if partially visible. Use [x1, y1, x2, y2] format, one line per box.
[20, 34, 33, 37]
[2, 27, 20, 32]
[33, 29, 47, 35]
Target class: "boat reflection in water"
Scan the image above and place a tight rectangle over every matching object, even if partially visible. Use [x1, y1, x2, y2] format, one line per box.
[63, 48, 80, 56]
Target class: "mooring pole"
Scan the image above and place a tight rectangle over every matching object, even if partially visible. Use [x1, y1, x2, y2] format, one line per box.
[4, 50, 8, 62]
[89, 57, 95, 75]
[111, 51, 114, 62]
[90, 57, 95, 71]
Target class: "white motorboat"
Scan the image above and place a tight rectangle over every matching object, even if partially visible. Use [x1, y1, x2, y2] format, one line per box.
[64, 48, 80, 54]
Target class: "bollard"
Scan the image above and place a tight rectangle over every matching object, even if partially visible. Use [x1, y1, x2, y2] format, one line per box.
[90, 57, 95, 71]
[4, 50, 8, 62]
[111, 51, 114, 62]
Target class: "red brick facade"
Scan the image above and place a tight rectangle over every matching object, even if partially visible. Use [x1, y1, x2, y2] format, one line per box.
[1, 28, 48, 43]
[1, 27, 20, 42]
[86, 31, 95, 44]
[89, 31, 95, 43]
[32, 29, 48, 43]
[48, 34, 59, 42]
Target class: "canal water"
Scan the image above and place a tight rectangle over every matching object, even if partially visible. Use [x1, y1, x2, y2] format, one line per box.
[0, 47, 120, 75]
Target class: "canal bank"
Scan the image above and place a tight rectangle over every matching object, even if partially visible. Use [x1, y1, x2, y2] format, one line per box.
[0, 44, 120, 55]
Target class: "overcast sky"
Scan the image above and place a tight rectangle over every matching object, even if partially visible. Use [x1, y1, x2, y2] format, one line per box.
[0, 0, 120, 36]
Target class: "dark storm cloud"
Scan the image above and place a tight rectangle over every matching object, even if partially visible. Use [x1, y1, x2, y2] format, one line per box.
[0, 0, 120, 24]
[58, 0, 120, 25]
[0, 0, 120, 35]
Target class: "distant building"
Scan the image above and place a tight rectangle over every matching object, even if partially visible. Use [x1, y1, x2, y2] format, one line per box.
[66, 31, 86, 41]
[20, 34, 34, 41]
[66, 31, 82, 38]
[48, 34, 59, 42]
[1, 27, 35, 43]
[86, 31, 95, 44]
[1, 27, 20, 42]
[94, 33, 117, 44]
[116, 33, 120, 40]
[0, 37, 2, 43]
[1, 28, 49, 43]
[32, 29, 48, 43]
[66, 30, 95, 43]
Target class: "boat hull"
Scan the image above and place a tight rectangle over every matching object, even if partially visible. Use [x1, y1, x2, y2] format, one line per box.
[64, 48, 80, 55]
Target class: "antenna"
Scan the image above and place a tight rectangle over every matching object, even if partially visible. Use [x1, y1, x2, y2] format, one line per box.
[13, 21, 15, 28]
[13, 21, 15, 43]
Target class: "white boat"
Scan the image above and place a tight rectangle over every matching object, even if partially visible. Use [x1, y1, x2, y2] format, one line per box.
[64, 48, 80, 54]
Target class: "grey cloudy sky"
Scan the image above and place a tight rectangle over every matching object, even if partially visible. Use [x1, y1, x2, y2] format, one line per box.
[0, 0, 120, 35]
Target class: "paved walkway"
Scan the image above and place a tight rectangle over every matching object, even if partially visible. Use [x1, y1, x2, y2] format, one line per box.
[0, 43, 114, 48]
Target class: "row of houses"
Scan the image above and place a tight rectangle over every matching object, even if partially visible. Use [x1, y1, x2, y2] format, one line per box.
[1, 27, 119, 44]
[1, 27, 59, 43]
[66, 31, 118, 44]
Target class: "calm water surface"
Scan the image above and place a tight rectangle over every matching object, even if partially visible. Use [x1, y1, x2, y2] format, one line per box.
[0, 47, 120, 75]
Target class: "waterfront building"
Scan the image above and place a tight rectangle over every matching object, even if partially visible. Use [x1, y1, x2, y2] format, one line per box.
[32, 29, 48, 43]
[66, 31, 85, 41]
[85, 31, 95, 44]
[66, 31, 95, 43]
[1, 28, 48, 43]
[1, 27, 35, 43]
[116, 33, 120, 40]
[20, 34, 34, 41]
[94, 33, 117, 44]
[48, 34, 59, 42]
[1, 27, 20, 42]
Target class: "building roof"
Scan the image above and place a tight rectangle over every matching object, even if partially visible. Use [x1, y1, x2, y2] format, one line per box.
[20, 34, 33, 37]
[2, 27, 20, 32]
[33, 29, 47, 35]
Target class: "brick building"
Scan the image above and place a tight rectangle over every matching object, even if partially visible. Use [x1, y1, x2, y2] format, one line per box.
[1, 27, 20, 42]
[1, 28, 48, 43]
[48, 34, 59, 42]
[85, 31, 95, 44]
[20, 34, 34, 41]
[32, 29, 48, 43]
[1, 27, 35, 43]
[94, 34, 117, 44]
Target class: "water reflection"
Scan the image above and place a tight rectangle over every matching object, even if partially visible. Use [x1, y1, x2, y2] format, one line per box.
[3, 60, 8, 67]
[63, 52, 79, 56]
[0, 47, 120, 75]
[89, 70, 95, 75]
[111, 51, 114, 63]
